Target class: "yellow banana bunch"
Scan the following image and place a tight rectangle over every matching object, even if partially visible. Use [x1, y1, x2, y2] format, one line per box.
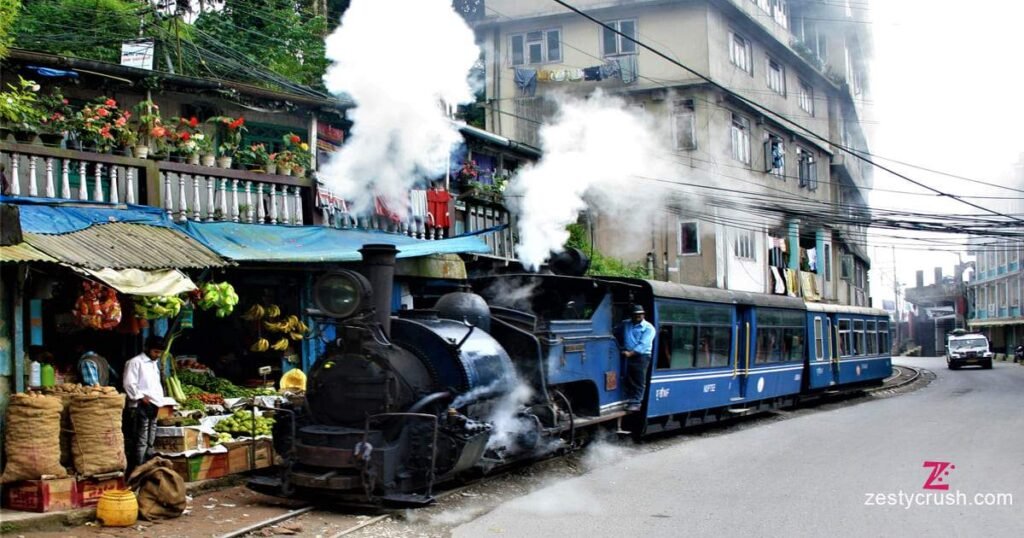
[250, 338, 270, 352]
[242, 304, 265, 321]
[264, 320, 289, 333]
[289, 332, 305, 341]
[296, 320, 309, 333]
[285, 315, 300, 332]
[272, 338, 290, 351]
[266, 304, 281, 319]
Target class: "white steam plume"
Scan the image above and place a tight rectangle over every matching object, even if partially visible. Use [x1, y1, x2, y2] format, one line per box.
[508, 90, 681, 270]
[320, 0, 480, 215]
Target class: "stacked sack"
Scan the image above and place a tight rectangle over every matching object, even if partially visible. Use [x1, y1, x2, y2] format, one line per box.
[45, 384, 118, 468]
[1, 393, 67, 483]
[69, 390, 127, 476]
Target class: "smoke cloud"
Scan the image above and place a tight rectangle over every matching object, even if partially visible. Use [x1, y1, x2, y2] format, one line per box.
[479, 276, 541, 312]
[508, 90, 682, 270]
[320, 0, 480, 215]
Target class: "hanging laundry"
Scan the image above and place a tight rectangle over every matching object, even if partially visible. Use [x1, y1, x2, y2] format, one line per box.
[807, 247, 817, 272]
[410, 189, 428, 219]
[551, 69, 568, 82]
[770, 266, 786, 294]
[375, 196, 402, 223]
[537, 69, 553, 82]
[582, 66, 603, 81]
[567, 68, 584, 81]
[427, 187, 453, 229]
[600, 60, 621, 80]
[514, 67, 538, 96]
[618, 54, 638, 84]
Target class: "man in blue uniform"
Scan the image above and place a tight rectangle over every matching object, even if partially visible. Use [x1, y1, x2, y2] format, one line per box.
[621, 304, 655, 412]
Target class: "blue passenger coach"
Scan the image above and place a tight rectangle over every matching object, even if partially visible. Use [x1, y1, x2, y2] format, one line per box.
[803, 303, 892, 390]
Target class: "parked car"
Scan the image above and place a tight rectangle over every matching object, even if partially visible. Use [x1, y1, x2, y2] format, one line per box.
[946, 333, 994, 369]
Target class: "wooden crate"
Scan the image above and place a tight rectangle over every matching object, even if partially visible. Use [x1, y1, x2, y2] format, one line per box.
[224, 441, 251, 474]
[169, 453, 229, 482]
[154, 426, 209, 454]
[3, 478, 78, 513]
[75, 474, 126, 507]
[253, 439, 274, 469]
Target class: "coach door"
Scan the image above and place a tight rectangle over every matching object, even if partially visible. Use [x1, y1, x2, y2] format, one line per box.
[733, 306, 754, 400]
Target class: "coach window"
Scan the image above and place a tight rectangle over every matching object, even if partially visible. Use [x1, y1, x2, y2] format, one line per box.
[838, 318, 851, 357]
[879, 321, 890, 353]
[867, 320, 878, 355]
[853, 319, 866, 356]
[756, 309, 805, 363]
[813, 317, 824, 360]
[656, 302, 732, 369]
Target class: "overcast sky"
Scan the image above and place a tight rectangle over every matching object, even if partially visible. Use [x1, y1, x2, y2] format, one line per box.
[866, 0, 1024, 307]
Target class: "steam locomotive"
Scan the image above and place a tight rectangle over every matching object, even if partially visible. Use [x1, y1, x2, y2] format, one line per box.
[250, 244, 891, 505]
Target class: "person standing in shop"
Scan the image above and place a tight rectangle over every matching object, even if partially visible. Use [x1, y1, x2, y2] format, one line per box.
[123, 336, 166, 471]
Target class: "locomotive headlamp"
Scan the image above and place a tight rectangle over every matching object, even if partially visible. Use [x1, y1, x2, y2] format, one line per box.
[313, 270, 373, 319]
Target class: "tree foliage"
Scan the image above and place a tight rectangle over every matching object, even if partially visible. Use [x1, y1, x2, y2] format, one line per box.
[566, 222, 650, 278]
[12, 0, 147, 63]
[0, 0, 21, 59]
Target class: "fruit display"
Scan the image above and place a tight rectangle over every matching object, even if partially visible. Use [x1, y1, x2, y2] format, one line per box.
[177, 370, 276, 399]
[211, 432, 234, 446]
[248, 306, 309, 352]
[196, 281, 239, 318]
[177, 358, 210, 372]
[73, 282, 122, 330]
[214, 409, 274, 437]
[196, 393, 225, 406]
[44, 383, 118, 395]
[134, 295, 184, 319]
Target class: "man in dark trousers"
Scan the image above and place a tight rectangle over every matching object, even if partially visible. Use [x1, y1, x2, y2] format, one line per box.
[123, 336, 167, 471]
[620, 304, 655, 412]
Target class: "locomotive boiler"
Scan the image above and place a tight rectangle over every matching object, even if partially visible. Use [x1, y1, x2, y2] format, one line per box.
[253, 245, 575, 505]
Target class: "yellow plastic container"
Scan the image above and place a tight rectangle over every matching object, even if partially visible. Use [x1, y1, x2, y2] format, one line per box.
[96, 490, 138, 527]
[280, 368, 307, 391]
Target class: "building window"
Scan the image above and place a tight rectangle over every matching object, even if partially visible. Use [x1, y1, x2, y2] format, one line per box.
[797, 146, 817, 189]
[672, 100, 696, 150]
[764, 134, 784, 177]
[772, 0, 789, 28]
[766, 57, 785, 95]
[798, 80, 814, 115]
[730, 32, 751, 73]
[679, 220, 700, 255]
[735, 229, 756, 260]
[730, 113, 751, 164]
[755, 0, 770, 13]
[840, 254, 853, 280]
[510, 29, 562, 66]
[602, 19, 637, 57]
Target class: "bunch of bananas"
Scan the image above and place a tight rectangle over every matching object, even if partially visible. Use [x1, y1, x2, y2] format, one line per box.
[134, 295, 184, 319]
[248, 305, 308, 353]
[242, 304, 265, 321]
[196, 281, 239, 318]
[263, 315, 308, 341]
[251, 337, 291, 352]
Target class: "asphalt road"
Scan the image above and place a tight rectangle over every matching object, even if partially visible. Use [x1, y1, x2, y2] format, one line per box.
[451, 357, 1023, 537]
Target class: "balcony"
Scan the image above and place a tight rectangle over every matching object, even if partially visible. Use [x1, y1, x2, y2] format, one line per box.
[1, 141, 311, 226]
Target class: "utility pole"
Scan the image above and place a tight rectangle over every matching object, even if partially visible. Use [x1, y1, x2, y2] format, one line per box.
[892, 245, 900, 352]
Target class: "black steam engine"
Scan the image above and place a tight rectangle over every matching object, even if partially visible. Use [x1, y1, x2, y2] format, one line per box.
[253, 245, 579, 505]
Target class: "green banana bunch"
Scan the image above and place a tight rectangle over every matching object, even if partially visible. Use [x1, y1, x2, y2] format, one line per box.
[197, 281, 239, 317]
[135, 295, 184, 319]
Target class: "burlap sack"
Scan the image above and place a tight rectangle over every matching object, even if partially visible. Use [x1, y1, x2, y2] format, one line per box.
[1, 393, 67, 483]
[55, 393, 74, 468]
[127, 457, 186, 521]
[69, 393, 127, 476]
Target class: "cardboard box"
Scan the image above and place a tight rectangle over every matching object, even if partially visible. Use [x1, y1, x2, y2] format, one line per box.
[154, 426, 209, 453]
[3, 478, 79, 513]
[169, 453, 229, 482]
[76, 474, 126, 507]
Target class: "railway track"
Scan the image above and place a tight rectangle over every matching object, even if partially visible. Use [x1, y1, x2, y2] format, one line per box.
[873, 364, 922, 392]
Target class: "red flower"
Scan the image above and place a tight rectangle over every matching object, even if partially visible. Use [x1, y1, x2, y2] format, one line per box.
[289, 134, 300, 144]
[114, 117, 127, 127]
[180, 131, 191, 141]
[228, 117, 245, 130]
[150, 126, 167, 138]
[99, 125, 113, 139]
[123, 111, 132, 119]
[189, 116, 199, 128]
[96, 108, 110, 118]
[61, 99, 69, 105]
[104, 98, 117, 107]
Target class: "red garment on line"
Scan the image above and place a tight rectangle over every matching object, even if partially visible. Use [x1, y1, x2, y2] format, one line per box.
[426, 189, 452, 228]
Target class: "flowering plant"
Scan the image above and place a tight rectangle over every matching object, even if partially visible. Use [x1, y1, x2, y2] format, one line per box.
[282, 133, 311, 170]
[38, 89, 72, 135]
[0, 77, 45, 132]
[457, 159, 479, 182]
[237, 142, 270, 168]
[208, 115, 246, 157]
[170, 116, 210, 157]
[132, 99, 166, 148]
[78, 97, 131, 152]
[273, 149, 295, 170]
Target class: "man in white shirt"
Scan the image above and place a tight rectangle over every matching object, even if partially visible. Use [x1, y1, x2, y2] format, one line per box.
[123, 336, 166, 470]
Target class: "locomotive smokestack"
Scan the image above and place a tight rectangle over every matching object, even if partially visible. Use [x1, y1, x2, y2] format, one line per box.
[359, 244, 398, 337]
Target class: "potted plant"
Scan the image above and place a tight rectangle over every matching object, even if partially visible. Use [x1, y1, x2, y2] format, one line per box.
[37, 90, 72, 146]
[274, 150, 295, 176]
[131, 100, 165, 159]
[172, 116, 205, 165]
[237, 142, 270, 171]
[208, 115, 246, 168]
[0, 77, 45, 143]
[79, 97, 130, 153]
[281, 133, 311, 176]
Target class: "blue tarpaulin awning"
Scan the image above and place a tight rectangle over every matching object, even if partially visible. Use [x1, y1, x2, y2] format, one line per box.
[180, 221, 492, 263]
[2, 196, 172, 234]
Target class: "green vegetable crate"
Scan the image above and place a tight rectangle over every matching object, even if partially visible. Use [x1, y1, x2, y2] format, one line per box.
[169, 452, 229, 482]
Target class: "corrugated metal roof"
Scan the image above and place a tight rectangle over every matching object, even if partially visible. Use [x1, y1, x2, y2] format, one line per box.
[0, 242, 59, 263]
[23, 222, 229, 270]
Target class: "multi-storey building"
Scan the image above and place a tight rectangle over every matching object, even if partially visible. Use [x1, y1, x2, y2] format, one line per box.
[467, 0, 873, 305]
[966, 153, 1024, 352]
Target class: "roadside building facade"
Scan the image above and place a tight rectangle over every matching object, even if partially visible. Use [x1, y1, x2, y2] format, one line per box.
[468, 0, 873, 305]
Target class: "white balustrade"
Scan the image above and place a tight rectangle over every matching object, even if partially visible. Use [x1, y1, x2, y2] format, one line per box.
[163, 173, 173, 217]
[245, 182, 254, 223]
[206, 178, 216, 222]
[191, 177, 201, 221]
[231, 179, 240, 223]
[78, 161, 87, 200]
[93, 163, 103, 202]
[61, 160, 71, 199]
[178, 174, 189, 222]
[218, 179, 228, 221]
[270, 184, 278, 225]
[294, 186, 304, 225]
[44, 158, 55, 198]
[256, 184, 265, 223]
[126, 168, 135, 204]
[109, 167, 119, 204]
[27, 156, 37, 197]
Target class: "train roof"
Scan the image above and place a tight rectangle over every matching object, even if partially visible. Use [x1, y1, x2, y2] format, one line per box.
[643, 280, 807, 309]
[804, 302, 890, 317]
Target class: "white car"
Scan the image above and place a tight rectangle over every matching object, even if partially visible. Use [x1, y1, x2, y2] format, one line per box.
[946, 334, 994, 370]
